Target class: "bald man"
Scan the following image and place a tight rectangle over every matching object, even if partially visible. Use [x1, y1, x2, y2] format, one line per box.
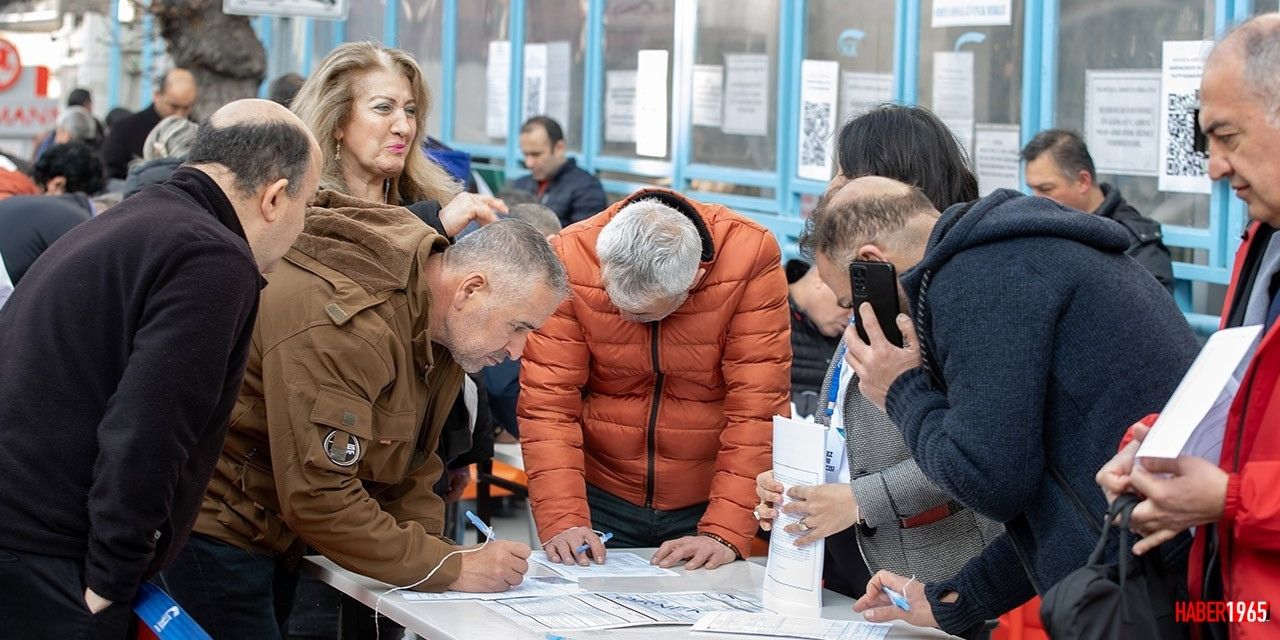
[102, 68, 198, 179]
[0, 99, 320, 638]
[799, 176, 1198, 637]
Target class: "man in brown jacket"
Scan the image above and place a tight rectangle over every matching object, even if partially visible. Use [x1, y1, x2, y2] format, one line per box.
[160, 207, 568, 639]
[520, 189, 791, 571]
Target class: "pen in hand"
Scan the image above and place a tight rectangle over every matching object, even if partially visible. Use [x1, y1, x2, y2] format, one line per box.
[574, 531, 613, 555]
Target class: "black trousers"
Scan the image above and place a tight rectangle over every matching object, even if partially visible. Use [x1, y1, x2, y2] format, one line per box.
[0, 545, 137, 640]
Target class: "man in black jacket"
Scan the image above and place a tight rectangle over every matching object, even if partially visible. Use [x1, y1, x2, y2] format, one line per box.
[0, 142, 105, 283]
[511, 116, 607, 227]
[0, 99, 320, 638]
[1022, 129, 1176, 293]
[785, 258, 849, 417]
[100, 68, 197, 180]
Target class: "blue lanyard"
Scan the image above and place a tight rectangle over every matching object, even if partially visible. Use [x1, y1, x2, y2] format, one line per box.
[825, 343, 848, 439]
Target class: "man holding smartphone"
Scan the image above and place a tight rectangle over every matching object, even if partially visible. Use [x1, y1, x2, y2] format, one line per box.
[799, 176, 1199, 638]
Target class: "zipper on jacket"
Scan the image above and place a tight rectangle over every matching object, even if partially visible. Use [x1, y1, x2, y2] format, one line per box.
[644, 322, 664, 508]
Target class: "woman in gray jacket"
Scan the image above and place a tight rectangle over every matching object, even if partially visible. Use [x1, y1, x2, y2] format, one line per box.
[754, 105, 1002, 611]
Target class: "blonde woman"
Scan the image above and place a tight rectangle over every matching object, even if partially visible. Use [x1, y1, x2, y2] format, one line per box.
[291, 41, 503, 234]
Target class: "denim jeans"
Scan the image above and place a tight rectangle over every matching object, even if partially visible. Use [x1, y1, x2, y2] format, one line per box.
[158, 533, 299, 640]
[586, 484, 707, 548]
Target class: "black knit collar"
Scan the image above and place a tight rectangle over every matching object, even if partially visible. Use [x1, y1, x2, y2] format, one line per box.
[165, 166, 248, 244]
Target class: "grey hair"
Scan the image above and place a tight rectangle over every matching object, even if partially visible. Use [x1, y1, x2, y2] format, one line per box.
[596, 198, 700, 312]
[143, 115, 198, 161]
[56, 106, 96, 142]
[1220, 16, 1280, 123]
[445, 218, 569, 299]
[507, 202, 563, 237]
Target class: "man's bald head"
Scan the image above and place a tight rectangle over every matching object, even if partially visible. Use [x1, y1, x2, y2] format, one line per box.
[1209, 14, 1280, 121]
[801, 176, 938, 269]
[154, 68, 197, 119]
[186, 98, 321, 199]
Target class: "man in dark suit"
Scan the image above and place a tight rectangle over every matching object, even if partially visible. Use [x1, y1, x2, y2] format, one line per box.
[100, 68, 197, 180]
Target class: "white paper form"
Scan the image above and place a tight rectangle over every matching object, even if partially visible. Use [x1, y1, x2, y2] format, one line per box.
[973, 123, 1022, 195]
[1137, 325, 1263, 462]
[1085, 70, 1161, 178]
[797, 60, 840, 181]
[1158, 40, 1214, 194]
[482, 591, 760, 632]
[932, 0, 1012, 28]
[692, 64, 724, 128]
[840, 71, 894, 126]
[635, 50, 669, 157]
[545, 41, 573, 127]
[529, 550, 679, 578]
[932, 51, 975, 154]
[399, 575, 580, 602]
[764, 415, 827, 618]
[522, 43, 548, 122]
[485, 40, 511, 139]
[605, 70, 637, 143]
[692, 611, 892, 640]
[722, 53, 771, 136]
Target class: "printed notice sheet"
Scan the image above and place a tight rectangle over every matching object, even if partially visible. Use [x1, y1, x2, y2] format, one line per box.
[932, 51, 975, 154]
[692, 64, 725, 128]
[399, 575, 579, 602]
[1137, 325, 1262, 462]
[722, 53, 771, 136]
[485, 41, 511, 139]
[605, 70, 637, 143]
[973, 123, 1022, 195]
[797, 60, 840, 181]
[764, 415, 827, 617]
[635, 49, 670, 157]
[1158, 41, 1213, 194]
[482, 591, 760, 632]
[529, 550, 679, 578]
[692, 611, 892, 640]
[932, 0, 1012, 28]
[1084, 69, 1161, 177]
[840, 71, 893, 127]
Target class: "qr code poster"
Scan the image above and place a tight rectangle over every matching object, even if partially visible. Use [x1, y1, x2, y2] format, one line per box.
[796, 60, 840, 182]
[523, 43, 548, 123]
[1158, 40, 1213, 194]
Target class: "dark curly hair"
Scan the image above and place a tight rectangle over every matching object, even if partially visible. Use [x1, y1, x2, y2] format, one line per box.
[33, 142, 105, 195]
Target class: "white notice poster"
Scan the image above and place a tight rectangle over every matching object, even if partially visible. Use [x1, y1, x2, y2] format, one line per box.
[635, 50, 669, 158]
[722, 53, 770, 136]
[932, 0, 1013, 27]
[840, 71, 894, 126]
[1085, 69, 1161, 177]
[763, 415, 826, 618]
[485, 40, 511, 139]
[797, 60, 840, 181]
[605, 70, 636, 143]
[1158, 40, 1213, 194]
[522, 43, 548, 122]
[973, 123, 1022, 195]
[545, 41, 573, 128]
[933, 51, 975, 154]
[692, 64, 724, 128]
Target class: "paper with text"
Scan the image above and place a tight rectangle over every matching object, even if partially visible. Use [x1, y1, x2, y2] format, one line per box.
[1137, 325, 1262, 461]
[693, 611, 892, 640]
[399, 575, 579, 602]
[482, 591, 760, 632]
[529, 550, 678, 578]
[764, 415, 826, 617]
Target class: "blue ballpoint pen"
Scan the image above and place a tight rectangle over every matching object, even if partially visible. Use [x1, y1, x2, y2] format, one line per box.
[464, 510, 495, 539]
[574, 531, 613, 554]
[882, 585, 911, 611]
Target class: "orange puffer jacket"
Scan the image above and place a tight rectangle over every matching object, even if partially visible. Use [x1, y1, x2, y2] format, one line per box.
[519, 188, 791, 557]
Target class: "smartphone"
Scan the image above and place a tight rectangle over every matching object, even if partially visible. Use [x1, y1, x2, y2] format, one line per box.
[849, 260, 904, 347]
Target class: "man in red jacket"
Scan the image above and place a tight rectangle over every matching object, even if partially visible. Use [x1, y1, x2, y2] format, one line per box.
[1097, 14, 1280, 640]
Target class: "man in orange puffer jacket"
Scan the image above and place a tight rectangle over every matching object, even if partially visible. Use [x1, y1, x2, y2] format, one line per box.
[520, 188, 790, 570]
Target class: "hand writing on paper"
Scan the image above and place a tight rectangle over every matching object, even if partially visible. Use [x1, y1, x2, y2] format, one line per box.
[543, 526, 607, 566]
[843, 304, 921, 410]
[1127, 455, 1228, 555]
[780, 483, 860, 547]
[853, 570, 941, 629]
[449, 540, 531, 592]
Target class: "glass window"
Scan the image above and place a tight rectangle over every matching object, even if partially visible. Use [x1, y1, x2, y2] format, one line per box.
[266, 17, 308, 81]
[398, 0, 445, 138]
[454, 0, 511, 145]
[600, 0, 676, 160]
[525, 0, 589, 152]
[917, 0, 1023, 158]
[345, 0, 386, 44]
[689, 0, 780, 171]
[1053, 0, 1214, 229]
[311, 19, 337, 70]
[803, 0, 897, 181]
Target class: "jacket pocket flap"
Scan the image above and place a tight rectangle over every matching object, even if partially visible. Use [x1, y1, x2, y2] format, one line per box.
[310, 387, 374, 441]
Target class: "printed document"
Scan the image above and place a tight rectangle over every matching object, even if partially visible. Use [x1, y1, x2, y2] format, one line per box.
[692, 611, 892, 640]
[764, 415, 827, 617]
[529, 550, 678, 578]
[1137, 325, 1262, 461]
[399, 575, 579, 601]
[481, 590, 760, 632]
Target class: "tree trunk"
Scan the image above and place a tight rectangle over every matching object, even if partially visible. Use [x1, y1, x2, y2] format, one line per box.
[151, 0, 265, 121]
